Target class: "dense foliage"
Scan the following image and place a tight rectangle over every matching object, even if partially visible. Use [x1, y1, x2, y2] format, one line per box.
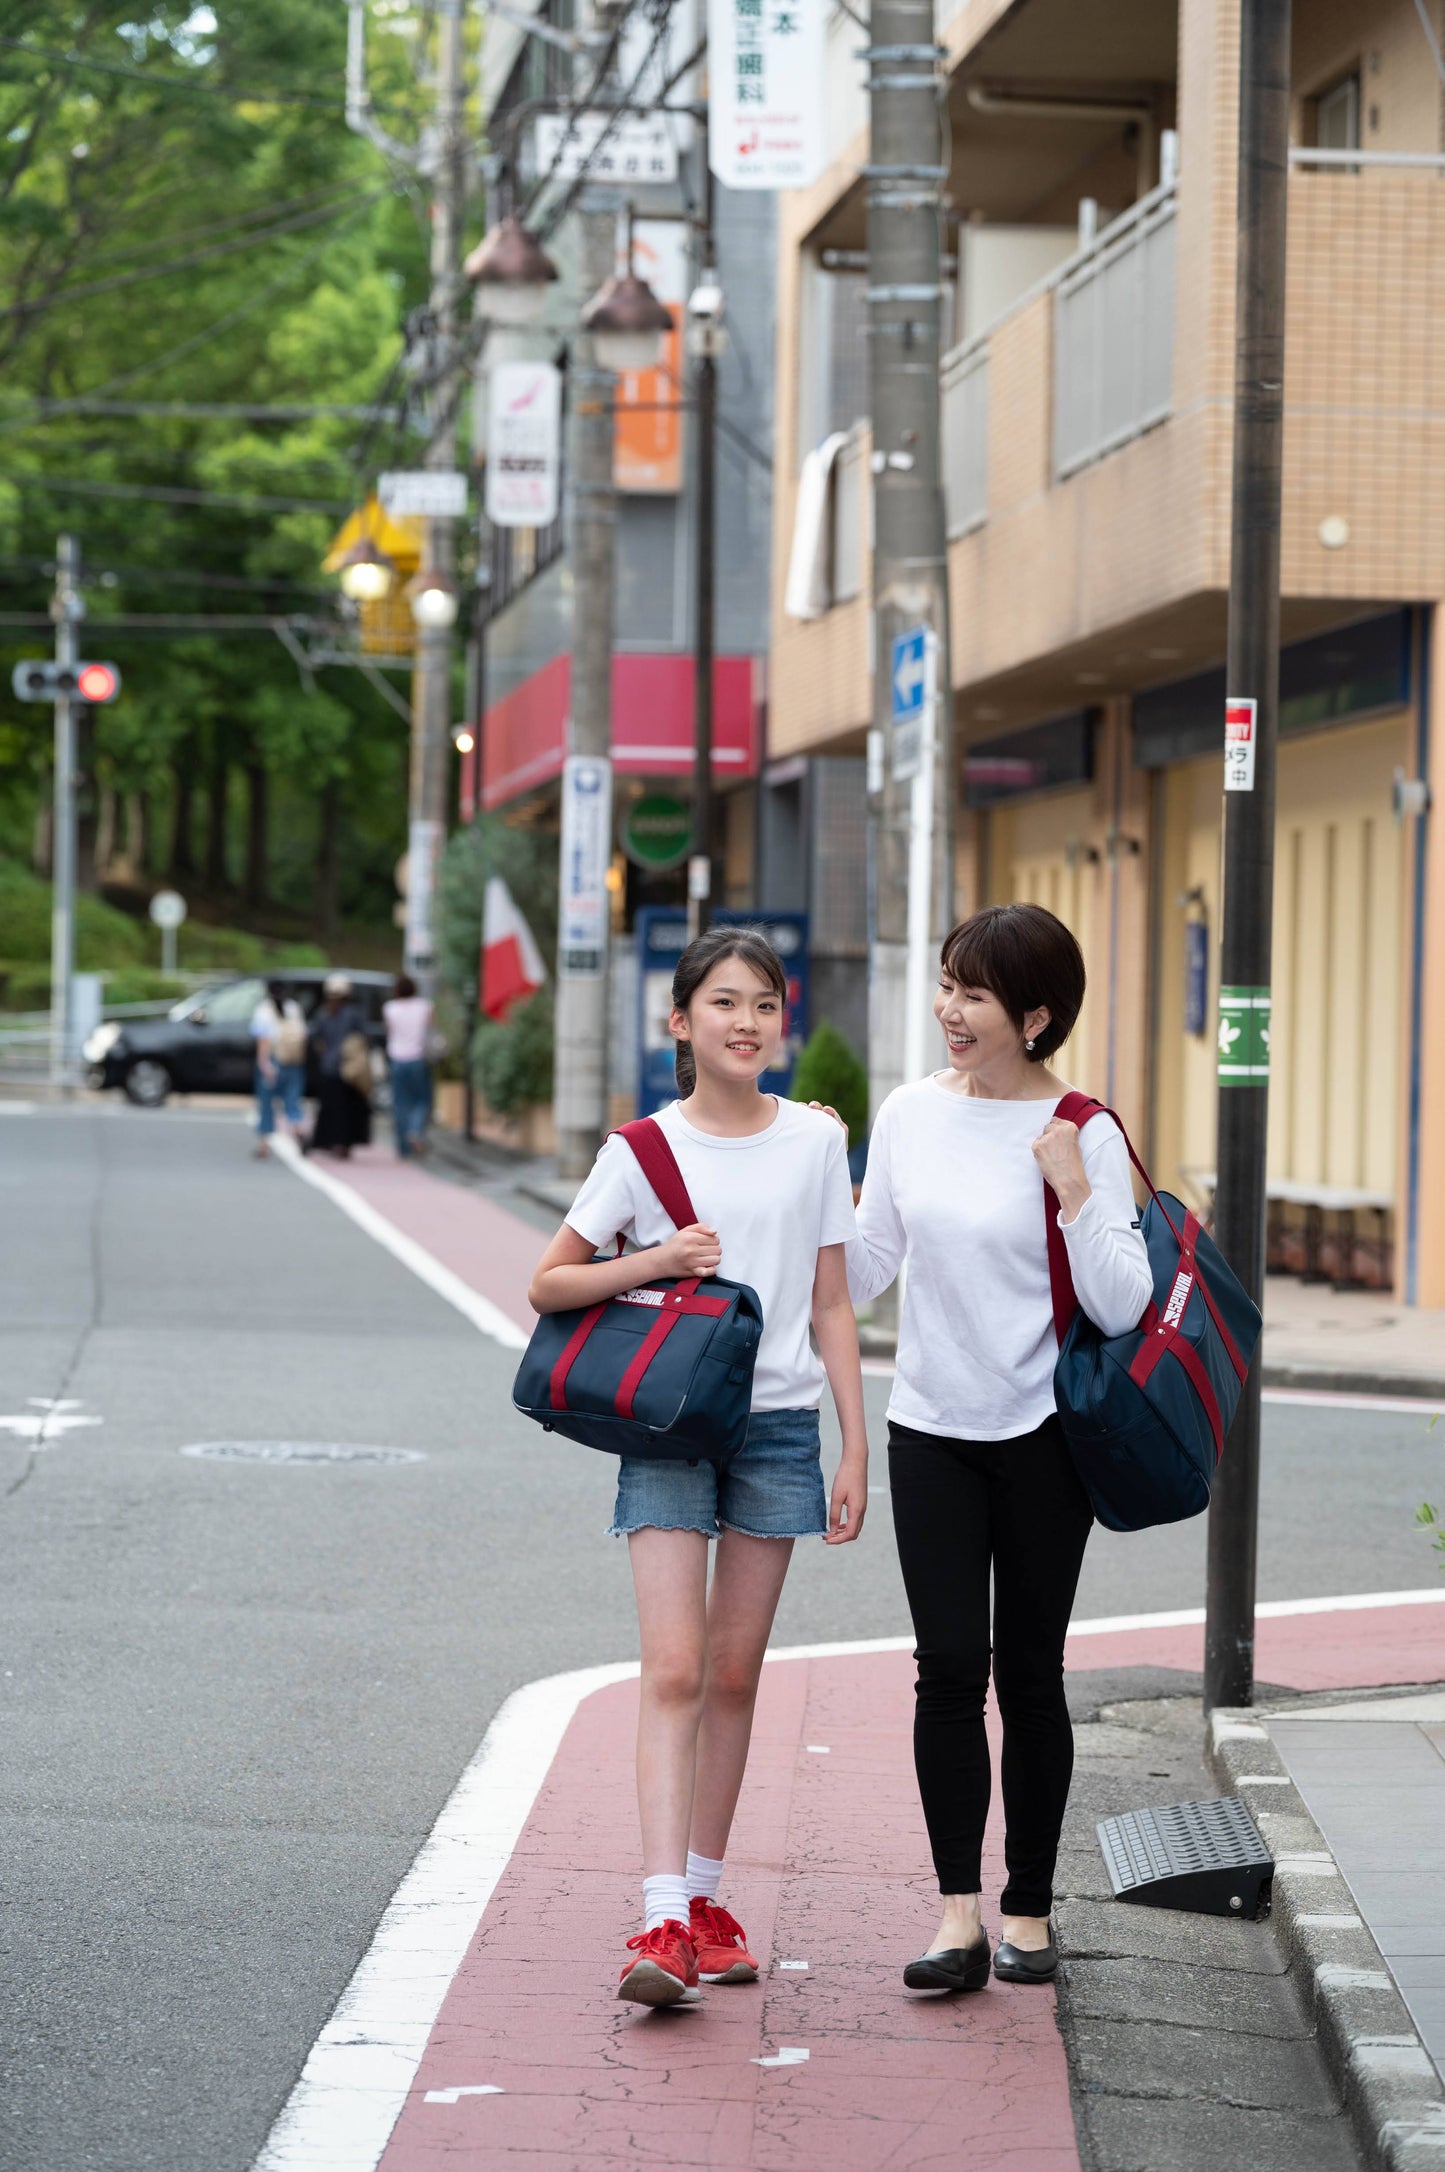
[789, 1021, 869, 1142]
[0, 2, 470, 948]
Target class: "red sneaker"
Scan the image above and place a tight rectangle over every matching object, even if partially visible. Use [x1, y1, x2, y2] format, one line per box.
[689, 1897, 759, 1984]
[617, 1920, 701, 2006]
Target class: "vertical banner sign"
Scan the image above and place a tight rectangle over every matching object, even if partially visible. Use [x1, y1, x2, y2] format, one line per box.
[614, 220, 687, 493]
[485, 362, 562, 529]
[403, 817, 445, 963]
[559, 755, 613, 976]
[1218, 985, 1271, 1084]
[1223, 697, 1257, 792]
[707, 0, 826, 190]
[1184, 916, 1209, 1037]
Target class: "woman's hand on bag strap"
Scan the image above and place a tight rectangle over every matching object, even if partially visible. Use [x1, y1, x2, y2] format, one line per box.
[657, 1223, 723, 1280]
[1031, 1116, 1092, 1223]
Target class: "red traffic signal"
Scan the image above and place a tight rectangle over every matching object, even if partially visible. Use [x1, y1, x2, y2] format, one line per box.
[77, 661, 120, 704]
[10, 659, 121, 704]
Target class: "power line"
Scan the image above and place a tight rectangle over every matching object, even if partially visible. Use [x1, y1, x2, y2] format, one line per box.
[0, 34, 409, 116]
[11, 398, 406, 425]
[0, 554, 333, 595]
[66, 183, 369, 271]
[0, 186, 390, 322]
[8, 476, 354, 515]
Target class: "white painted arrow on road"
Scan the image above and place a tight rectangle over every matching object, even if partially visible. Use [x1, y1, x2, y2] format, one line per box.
[0, 1398, 102, 1447]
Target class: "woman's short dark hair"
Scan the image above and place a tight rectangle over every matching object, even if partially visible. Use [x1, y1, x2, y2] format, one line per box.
[671, 926, 788, 1094]
[392, 972, 417, 1000]
[939, 903, 1085, 1063]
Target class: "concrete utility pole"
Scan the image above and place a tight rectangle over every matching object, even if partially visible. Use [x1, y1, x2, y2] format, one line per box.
[49, 534, 82, 1088]
[864, 0, 953, 1110]
[1204, 0, 1292, 1713]
[405, 0, 467, 986]
[553, 200, 618, 1178]
[688, 168, 719, 943]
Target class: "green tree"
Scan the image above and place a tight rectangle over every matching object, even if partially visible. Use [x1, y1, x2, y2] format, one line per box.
[790, 1022, 869, 1142]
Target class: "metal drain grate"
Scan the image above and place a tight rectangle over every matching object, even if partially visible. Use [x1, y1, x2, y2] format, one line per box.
[1097, 1797, 1273, 1918]
[181, 1441, 425, 1467]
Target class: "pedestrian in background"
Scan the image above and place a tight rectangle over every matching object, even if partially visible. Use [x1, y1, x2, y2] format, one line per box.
[383, 971, 433, 1160]
[846, 903, 1151, 1992]
[528, 927, 868, 2011]
[249, 979, 306, 1159]
[305, 973, 371, 1160]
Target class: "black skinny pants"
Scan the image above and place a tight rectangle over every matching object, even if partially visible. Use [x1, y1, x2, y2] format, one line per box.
[888, 1415, 1094, 1918]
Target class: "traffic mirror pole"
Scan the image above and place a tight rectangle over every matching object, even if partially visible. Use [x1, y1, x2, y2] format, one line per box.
[50, 534, 82, 1090]
[1204, 0, 1292, 1714]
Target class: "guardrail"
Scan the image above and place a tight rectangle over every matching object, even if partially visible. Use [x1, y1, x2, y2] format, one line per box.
[1053, 180, 1177, 481]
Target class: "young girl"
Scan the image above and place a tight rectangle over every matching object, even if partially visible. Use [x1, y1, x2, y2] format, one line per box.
[528, 927, 869, 2007]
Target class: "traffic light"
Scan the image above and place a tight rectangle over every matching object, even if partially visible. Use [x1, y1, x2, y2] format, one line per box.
[11, 660, 122, 704]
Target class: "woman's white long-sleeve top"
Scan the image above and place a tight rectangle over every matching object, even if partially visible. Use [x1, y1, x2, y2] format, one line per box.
[847, 1076, 1154, 1441]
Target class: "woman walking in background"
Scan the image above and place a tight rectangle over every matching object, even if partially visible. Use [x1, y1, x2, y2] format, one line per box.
[305, 974, 371, 1160]
[249, 980, 306, 1159]
[847, 903, 1151, 1991]
[527, 927, 868, 2009]
[383, 972, 434, 1159]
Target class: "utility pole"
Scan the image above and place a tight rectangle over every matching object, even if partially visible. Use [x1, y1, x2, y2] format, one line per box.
[405, 0, 467, 988]
[1204, 0, 1292, 1713]
[688, 168, 719, 942]
[864, 0, 953, 1111]
[49, 534, 82, 1088]
[553, 198, 618, 1178]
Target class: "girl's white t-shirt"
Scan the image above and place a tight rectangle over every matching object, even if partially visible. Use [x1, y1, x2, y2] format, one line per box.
[848, 1076, 1154, 1441]
[565, 1097, 858, 1411]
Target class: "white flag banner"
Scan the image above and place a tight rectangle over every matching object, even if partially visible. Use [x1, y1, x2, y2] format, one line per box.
[485, 362, 562, 529]
[706, 0, 826, 190]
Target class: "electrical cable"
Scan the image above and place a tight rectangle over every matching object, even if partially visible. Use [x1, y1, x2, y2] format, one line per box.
[0, 553, 332, 594]
[539, 15, 703, 239]
[7, 476, 354, 516]
[1411, 0, 1445, 85]
[0, 33, 411, 116]
[52, 183, 369, 271]
[514, 0, 642, 228]
[0, 184, 392, 322]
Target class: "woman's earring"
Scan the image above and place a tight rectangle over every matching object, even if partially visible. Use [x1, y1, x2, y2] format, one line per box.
[1025, 1037, 1036, 1051]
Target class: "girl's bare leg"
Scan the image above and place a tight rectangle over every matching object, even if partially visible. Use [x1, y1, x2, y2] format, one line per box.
[690, 1531, 795, 1860]
[628, 1528, 711, 1875]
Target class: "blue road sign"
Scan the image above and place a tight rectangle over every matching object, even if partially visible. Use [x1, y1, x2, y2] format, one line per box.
[891, 627, 928, 722]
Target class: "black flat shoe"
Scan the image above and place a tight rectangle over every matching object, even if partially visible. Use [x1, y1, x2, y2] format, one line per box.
[992, 1929, 1059, 1982]
[902, 1937, 991, 1992]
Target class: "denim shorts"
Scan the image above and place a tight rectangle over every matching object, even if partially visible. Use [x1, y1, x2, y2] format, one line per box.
[609, 1407, 826, 1541]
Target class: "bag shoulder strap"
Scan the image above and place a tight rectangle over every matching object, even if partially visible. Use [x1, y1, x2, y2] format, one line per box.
[613, 1117, 699, 1234]
[1043, 1091, 1160, 1344]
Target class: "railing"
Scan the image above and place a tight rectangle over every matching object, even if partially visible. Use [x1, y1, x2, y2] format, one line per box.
[941, 334, 988, 537]
[830, 428, 868, 605]
[1052, 180, 1176, 481]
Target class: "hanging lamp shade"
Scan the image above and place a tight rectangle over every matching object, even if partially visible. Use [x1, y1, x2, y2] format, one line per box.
[464, 215, 560, 326]
[581, 268, 673, 374]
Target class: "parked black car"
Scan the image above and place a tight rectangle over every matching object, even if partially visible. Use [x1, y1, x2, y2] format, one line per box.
[83, 970, 396, 1108]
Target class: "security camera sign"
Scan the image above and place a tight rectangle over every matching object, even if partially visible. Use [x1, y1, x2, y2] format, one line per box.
[1223, 697, 1257, 792]
[486, 363, 562, 529]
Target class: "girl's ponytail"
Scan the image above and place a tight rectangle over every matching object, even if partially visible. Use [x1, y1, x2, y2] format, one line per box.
[670, 926, 787, 1097]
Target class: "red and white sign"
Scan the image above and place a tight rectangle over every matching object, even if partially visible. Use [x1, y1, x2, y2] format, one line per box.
[1224, 697, 1257, 793]
[486, 363, 562, 529]
[707, 0, 826, 191]
[482, 877, 546, 1021]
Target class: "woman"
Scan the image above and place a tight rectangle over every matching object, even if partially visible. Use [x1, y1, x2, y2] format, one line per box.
[528, 928, 867, 2007]
[249, 980, 306, 1158]
[383, 972, 433, 1159]
[306, 974, 371, 1160]
[847, 903, 1151, 1990]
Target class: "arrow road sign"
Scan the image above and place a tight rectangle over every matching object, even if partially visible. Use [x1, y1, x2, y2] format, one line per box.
[891, 626, 932, 782]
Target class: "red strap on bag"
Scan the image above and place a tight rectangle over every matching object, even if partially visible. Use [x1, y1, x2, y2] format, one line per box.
[548, 1117, 708, 1415]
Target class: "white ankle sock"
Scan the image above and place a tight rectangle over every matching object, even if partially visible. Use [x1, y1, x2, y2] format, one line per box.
[642, 1872, 691, 1931]
[686, 1850, 725, 1903]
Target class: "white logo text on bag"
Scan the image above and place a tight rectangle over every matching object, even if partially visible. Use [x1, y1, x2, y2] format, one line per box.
[618, 1288, 667, 1308]
[1163, 1269, 1194, 1329]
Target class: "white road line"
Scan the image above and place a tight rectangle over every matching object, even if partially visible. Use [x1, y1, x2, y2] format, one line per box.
[249, 1586, 1445, 2172]
[271, 1135, 527, 1352]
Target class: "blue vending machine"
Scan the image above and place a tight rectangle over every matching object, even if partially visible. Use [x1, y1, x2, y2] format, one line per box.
[633, 909, 810, 1118]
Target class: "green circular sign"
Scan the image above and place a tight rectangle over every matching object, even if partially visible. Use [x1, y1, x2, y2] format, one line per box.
[623, 793, 691, 871]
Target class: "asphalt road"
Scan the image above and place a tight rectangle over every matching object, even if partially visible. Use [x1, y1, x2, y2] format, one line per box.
[0, 1106, 1439, 2172]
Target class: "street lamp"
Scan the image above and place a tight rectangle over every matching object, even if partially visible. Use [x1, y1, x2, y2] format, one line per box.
[581, 263, 672, 375]
[407, 566, 461, 631]
[464, 214, 560, 326]
[336, 534, 395, 602]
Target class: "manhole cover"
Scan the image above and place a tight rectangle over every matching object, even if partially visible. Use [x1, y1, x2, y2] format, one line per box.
[181, 1441, 425, 1467]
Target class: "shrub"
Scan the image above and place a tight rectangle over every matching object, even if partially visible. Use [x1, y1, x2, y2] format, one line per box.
[0, 856, 146, 967]
[790, 1021, 869, 1141]
[471, 989, 554, 1116]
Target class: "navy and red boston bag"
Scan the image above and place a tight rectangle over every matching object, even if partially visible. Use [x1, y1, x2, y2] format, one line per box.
[1043, 1092, 1263, 1533]
[512, 1118, 763, 1464]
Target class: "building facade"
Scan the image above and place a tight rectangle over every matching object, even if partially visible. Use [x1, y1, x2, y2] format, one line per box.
[768, 0, 1445, 1305]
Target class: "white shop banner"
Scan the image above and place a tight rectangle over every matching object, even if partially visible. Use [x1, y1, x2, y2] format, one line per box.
[533, 112, 678, 185]
[706, 0, 825, 191]
[485, 362, 562, 529]
[559, 755, 613, 976]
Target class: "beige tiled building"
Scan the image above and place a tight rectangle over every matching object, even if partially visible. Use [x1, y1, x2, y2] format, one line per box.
[763, 0, 1445, 1306]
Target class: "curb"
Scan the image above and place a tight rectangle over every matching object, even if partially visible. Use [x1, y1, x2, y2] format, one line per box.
[1206, 1708, 1445, 2168]
[1260, 1362, 1445, 1404]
